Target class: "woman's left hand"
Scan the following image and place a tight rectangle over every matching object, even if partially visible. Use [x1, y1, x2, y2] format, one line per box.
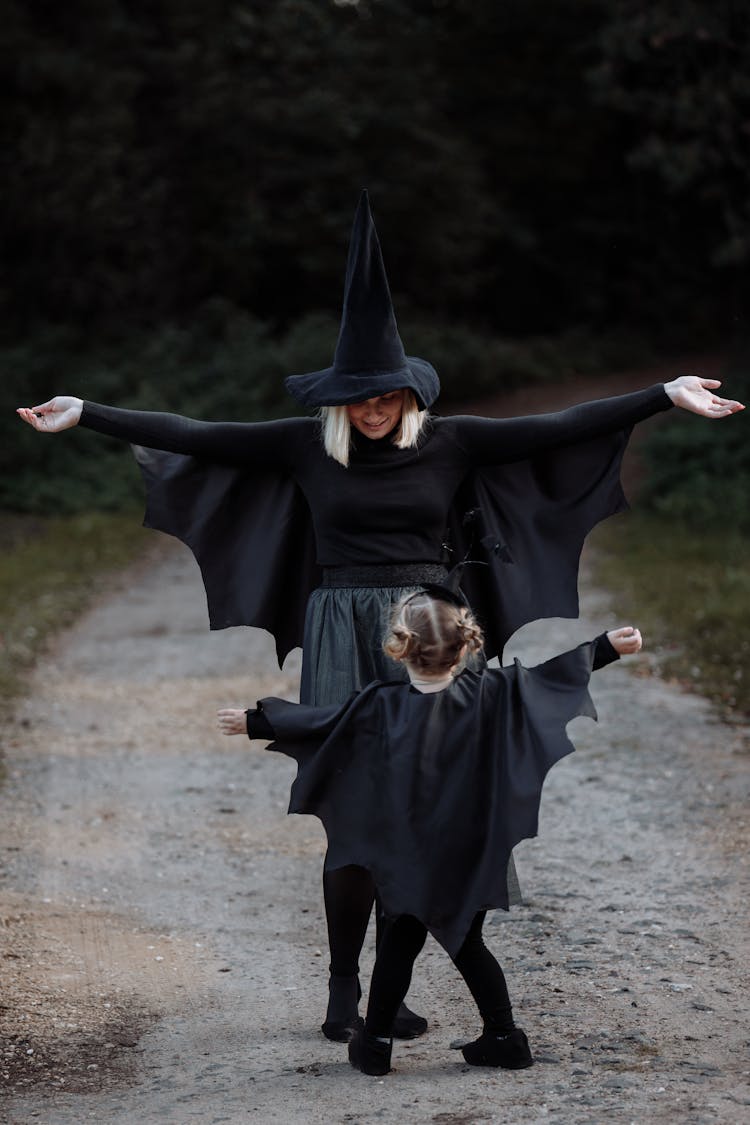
[664, 376, 744, 417]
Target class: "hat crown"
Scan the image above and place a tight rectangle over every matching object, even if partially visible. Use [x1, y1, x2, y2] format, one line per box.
[283, 190, 440, 409]
[333, 190, 408, 375]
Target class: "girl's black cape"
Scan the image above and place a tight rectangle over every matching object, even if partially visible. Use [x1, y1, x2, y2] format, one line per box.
[133, 426, 631, 666]
[256, 641, 599, 957]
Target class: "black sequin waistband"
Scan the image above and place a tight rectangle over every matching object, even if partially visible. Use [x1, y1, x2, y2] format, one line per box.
[321, 563, 447, 589]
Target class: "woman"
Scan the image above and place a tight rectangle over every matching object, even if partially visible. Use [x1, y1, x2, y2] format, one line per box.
[217, 584, 644, 1075]
[16, 192, 744, 1042]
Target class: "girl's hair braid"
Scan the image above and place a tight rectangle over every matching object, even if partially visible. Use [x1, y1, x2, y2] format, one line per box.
[383, 593, 484, 674]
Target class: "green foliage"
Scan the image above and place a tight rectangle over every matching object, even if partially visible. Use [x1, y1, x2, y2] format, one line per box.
[401, 320, 654, 400]
[589, 1, 750, 272]
[3, 1, 748, 341]
[637, 355, 750, 531]
[0, 513, 148, 716]
[592, 348, 750, 717]
[1, 0, 493, 333]
[592, 514, 750, 717]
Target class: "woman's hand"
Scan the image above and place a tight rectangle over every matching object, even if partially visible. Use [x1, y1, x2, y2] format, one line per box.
[663, 376, 744, 417]
[607, 626, 643, 655]
[217, 708, 248, 736]
[17, 396, 83, 432]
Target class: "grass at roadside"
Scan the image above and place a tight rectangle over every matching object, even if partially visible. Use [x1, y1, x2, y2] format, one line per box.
[0, 512, 150, 720]
[591, 513, 749, 718]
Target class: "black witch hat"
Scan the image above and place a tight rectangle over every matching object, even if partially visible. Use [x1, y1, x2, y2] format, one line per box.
[284, 191, 440, 410]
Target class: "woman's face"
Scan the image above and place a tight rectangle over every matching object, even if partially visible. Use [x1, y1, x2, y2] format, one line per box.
[347, 390, 404, 439]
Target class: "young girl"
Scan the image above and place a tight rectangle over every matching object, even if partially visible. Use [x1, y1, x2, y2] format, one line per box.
[218, 587, 642, 1075]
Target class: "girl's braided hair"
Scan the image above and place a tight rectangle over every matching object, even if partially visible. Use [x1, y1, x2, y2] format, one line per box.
[383, 593, 484, 674]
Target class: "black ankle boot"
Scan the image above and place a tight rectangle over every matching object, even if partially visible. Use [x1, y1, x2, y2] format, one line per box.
[321, 974, 362, 1042]
[348, 1021, 393, 1076]
[392, 1000, 428, 1039]
[461, 1027, 533, 1069]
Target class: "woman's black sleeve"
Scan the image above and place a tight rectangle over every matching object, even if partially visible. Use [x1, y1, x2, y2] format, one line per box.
[79, 402, 310, 468]
[451, 384, 673, 466]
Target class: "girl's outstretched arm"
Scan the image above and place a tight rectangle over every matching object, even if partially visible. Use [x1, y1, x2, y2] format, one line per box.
[606, 626, 643, 655]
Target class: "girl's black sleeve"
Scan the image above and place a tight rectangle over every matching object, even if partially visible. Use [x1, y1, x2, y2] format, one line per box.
[592, 633, 621, 670]
[245, 697, 357, 743]
[246, 709, 276, 740]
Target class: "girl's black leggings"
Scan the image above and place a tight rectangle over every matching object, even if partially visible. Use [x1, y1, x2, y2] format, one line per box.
[323, 866, 514, 1037]
[365, 910, 515, 1039]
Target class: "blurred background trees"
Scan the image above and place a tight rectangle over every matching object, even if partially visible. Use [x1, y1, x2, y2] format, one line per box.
[4, 0, 749, 339]
[2, 0, 749, 511]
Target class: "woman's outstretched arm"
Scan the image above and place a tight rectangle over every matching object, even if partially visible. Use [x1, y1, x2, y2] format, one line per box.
[17, 396, 311, 467]
[450, 376, 744, 466]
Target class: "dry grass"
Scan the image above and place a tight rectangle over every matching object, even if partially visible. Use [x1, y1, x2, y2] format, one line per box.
[0, 512, 148, 717]
[591, 513, 750, 718]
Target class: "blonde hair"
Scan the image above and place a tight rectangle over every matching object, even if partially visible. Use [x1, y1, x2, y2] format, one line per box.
[319, 389, 428, 467]
[383, 594, 484, 675]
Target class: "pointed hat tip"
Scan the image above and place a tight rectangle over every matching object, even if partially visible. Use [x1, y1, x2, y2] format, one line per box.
[351, 188, 374, 232]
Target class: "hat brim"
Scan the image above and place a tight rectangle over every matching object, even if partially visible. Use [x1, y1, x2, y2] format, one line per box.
[416, 582, 469, 609]
[285, 357, 440, 411]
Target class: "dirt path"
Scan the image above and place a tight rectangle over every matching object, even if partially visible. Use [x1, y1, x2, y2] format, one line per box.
[2, 370, 749, 1124]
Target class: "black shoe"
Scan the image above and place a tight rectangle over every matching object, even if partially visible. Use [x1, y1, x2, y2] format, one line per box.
[348, 1021, 393, 1076]
[322, 1015, 360, 1042]
[461, 1027, 533, 1069]
[321, 974, 361, 1042]
[392, 1001, 428, 1040]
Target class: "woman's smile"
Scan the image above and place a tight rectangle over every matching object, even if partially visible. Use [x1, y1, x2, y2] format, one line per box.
[362, 416, 390, 434]
[347, 390, 405, 438]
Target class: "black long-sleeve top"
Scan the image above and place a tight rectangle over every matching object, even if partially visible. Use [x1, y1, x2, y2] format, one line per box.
[80, 386, 671, 567]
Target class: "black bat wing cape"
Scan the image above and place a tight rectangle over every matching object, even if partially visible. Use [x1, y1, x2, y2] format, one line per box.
[132, 425, 631, 665]
[256, 641, 599, 957]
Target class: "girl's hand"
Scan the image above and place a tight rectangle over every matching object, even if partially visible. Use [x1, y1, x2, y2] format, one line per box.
[663, 376, 744, 417]
[17, 397, 83, 432]
[607, 626, 643, 655]
[217, 708, 248, 736]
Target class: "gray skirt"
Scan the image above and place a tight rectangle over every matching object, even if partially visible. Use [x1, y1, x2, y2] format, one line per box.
[298, 563, 522, 904]
[300, 564, 449, 707]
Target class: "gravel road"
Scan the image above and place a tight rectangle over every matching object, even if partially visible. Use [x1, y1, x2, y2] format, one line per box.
[1, 533, 748, 1125]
